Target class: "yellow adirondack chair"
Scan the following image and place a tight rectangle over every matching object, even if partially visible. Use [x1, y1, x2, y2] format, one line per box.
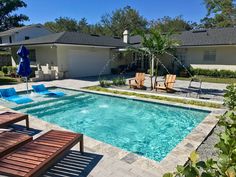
[129, 73, 145, 89]
[155, 74, 176, 92]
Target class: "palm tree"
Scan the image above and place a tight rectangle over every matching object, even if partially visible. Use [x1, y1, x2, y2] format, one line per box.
[129, 28, 179, 90]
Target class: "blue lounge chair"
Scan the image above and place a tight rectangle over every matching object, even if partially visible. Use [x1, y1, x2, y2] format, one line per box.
[32, 84, 65, 97]
[0, 88, 33, 104]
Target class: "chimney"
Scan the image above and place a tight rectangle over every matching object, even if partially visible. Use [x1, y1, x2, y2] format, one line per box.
[123, 30, 129, 43]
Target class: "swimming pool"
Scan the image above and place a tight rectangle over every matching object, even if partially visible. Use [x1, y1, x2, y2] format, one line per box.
[12, 88, 209, 162]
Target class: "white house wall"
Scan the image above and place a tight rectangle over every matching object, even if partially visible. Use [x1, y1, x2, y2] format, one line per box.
[11, 46, 58, 72]
[34, 46, 58, 71]
[180, 46, 236, 70]
[1, 36, 10, 43]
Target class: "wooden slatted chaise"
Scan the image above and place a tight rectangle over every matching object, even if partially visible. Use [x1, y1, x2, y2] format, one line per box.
[0, 130, 84, 177]
[0, 112, 29, 130]
[0, 132, 32, 158]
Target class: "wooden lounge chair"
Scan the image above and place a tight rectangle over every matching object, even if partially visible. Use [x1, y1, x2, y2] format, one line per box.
[0, 112, 29, 130]
[129, 72, 145, 89]
[0, 132, 32, 158]
[0, 130, 84, 177]
[154, 74, 176, 92]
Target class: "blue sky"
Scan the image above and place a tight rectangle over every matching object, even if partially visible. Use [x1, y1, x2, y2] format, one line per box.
[17, 0, 207, 25]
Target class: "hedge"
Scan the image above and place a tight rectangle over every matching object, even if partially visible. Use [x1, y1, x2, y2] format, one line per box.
[190, 68, 236, 78]
[1, 66, 17, 75]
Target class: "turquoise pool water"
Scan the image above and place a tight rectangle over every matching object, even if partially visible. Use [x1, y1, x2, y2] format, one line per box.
[13, 89, 209, 161]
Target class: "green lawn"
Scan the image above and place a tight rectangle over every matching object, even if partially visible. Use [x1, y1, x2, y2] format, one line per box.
[177, 76, 236, 84]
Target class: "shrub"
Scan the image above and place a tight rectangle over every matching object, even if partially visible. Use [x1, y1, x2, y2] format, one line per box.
[7, 66, 17, 74]
[0, 71, 4, 77]
[1, 66, 8, 74]
[112, 77, 126, 86]
[99, 79, 111, 87]
[223, 84, 236, 110]
[164, 84, 236, 177]
[191, 68, 236, 78]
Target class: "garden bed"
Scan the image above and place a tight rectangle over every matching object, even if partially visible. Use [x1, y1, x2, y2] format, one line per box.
[84, 86, 223, 108]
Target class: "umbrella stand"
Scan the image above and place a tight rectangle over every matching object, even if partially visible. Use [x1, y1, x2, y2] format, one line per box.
[17, 45, 31, 94]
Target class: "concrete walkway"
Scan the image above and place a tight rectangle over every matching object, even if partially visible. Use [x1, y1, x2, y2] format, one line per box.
[0, 78, 99, 91]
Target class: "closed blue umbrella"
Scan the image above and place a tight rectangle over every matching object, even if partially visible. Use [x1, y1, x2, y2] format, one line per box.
[17, 45, 32, 93]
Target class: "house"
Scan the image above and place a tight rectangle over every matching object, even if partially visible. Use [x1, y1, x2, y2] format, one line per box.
[2, 32, 127, 79]
[0, 24, 52, 45]
[129, 27, 236, 72]
[2, 27, 236, 81]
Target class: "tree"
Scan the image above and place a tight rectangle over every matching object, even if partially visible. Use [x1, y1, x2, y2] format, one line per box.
[150, 16, 196, 32]
[44, 17, 79, 32]
[0, 0, 29, 32]
[201, 0, 236, 27]
[89, 24, 106, 35]
[101, 6, 148, 37]
[130, 29, 179, 90]
[77, 18, 91, 34]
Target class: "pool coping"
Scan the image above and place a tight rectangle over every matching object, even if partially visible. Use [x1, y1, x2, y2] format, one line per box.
[2, 86, 226, 175]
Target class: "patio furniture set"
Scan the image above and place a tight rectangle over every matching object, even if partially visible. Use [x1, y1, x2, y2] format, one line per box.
[0, 111, 84, 177]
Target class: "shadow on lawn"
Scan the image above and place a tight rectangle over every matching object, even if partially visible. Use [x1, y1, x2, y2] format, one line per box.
[43, 150, 103, 177]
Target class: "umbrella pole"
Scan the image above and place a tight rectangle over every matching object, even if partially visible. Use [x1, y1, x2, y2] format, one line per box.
[26, 77, 28, 94]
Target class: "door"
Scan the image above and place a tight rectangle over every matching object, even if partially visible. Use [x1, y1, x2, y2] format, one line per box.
[68, 48, 111, 78]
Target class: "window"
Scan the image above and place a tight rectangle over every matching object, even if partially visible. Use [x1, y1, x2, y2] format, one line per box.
[9, 36, 12, 43]
[29, 49, 36, 62]
[203, 50, 216, 61]
[25, 36, 30, 40]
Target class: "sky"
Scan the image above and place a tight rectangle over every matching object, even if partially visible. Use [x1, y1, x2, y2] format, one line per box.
[16, 0, 207, 25]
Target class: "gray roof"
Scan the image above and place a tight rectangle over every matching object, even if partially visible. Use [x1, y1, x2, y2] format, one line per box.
[0, 24, 45, 37]
[130, 27, 236, 47]
[0, 32, 127, 48]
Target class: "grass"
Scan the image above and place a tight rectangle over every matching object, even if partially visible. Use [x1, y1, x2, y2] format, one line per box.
[177, 76, 236, 84]
[84, 86, 223, 109]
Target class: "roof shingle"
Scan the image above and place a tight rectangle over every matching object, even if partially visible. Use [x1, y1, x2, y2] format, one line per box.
[0, 24, 45, 37]
[130, 27, 236, 47]
[0, 32, 127, 48]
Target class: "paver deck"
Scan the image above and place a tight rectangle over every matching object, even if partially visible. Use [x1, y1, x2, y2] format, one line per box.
[0, 78, 226, 176]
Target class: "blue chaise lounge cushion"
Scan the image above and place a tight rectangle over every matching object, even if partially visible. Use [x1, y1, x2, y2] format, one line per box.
[32, 84, 65, 97]
[0, 88, 33, 104]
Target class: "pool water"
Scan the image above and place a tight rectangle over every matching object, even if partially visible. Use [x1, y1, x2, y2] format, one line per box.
[13, 89, 209, 161]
